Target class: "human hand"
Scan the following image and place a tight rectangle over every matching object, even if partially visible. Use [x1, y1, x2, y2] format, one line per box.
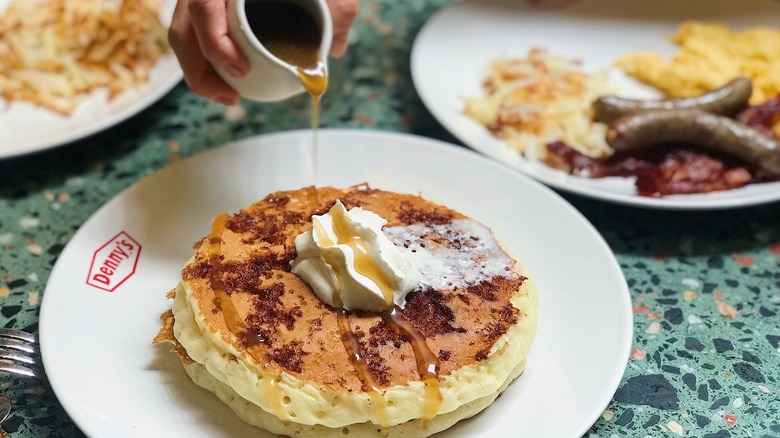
[327, 0, 360, 57]
[168, 0, 359, 105]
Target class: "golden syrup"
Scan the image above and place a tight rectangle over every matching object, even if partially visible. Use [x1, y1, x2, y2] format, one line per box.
[205, 212, 289, 423]
[299, 64, 327, 184]
[337, 311, 390, 430]
[311, 219, 344, 307]
[261, 374, 289, 425]
[311, 218, 335, 247]
[207, 214, 243, 331]
[383, 307, 443, 426]
[246, 1, 322, 70]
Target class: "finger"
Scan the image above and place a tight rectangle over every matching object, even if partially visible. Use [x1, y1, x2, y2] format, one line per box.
[170, 12, 240, 104]
[330, 32, 349, 57]
[188, 0, 249, 77]
[327, 0, 359, 57]
[181, 43, 241, 105]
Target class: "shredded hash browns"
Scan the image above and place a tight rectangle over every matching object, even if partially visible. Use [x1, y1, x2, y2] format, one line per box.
[0, 0, 170, 115]
[464, 49, 615, 160]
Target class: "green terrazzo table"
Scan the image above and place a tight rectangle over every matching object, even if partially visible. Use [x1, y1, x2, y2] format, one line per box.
[2, 1, 780, 437]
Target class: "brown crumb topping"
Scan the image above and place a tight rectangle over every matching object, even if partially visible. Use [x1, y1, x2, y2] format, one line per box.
[465, 281, 500, 302]
[227, 212, 287, 245]
[181, 252, 212, 281]
[265, 195, 290, 207]
[267, 341, 307, 373]
[368, 320, 406, 349]
[475, 348, 490, 362]
[223, 253, 295, 282]
[397, 201, 454, 226]
[492, 302, 520, 326]
[480, 322, 507, 344]
[359, 339, 390, 386]
[242, 283, 303, 348]
[402, 289, 467, 338]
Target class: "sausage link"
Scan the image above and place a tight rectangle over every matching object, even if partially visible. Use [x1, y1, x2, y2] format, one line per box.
[606, 109, 780, 177]
[593, 77, 752, 124]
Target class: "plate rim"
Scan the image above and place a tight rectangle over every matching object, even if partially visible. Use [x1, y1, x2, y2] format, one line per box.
[410, 0, 780, 210]
[39, 128, 633, 437]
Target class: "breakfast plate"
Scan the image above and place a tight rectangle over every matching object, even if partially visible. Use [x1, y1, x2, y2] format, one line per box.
[411, 0, 780, 209]
[39, 130, 631, 437]
[0, 0, 181, 159]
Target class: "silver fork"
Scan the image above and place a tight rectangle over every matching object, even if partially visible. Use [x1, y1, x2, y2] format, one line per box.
[0, 328, 42, 380]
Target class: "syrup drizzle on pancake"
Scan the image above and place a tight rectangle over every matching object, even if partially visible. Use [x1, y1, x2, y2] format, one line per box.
[311, 219, 344, 307]
[206, 212, 288, 424]
[337, 311, 391, 430]
[312, 197, 403, 428]
[316, 202, 444, 426]
[337, 306, 443, 429]
[382, 307, 442, 426]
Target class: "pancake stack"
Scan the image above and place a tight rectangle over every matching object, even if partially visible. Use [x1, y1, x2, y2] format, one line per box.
[154, 185, 538, 436]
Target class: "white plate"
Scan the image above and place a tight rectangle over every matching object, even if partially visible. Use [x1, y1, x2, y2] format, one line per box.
[40, 130, 631, 437]
[0, 0, 181, 159]
[411, 0, 780, 209]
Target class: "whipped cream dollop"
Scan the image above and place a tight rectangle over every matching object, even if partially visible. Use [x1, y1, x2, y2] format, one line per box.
[291, 201, 421, 312]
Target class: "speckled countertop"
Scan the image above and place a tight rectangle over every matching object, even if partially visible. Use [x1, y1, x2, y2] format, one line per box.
[1, 1, 780, 437]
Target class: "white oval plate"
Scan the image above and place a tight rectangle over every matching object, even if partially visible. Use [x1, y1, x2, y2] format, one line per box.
[40, 130, 631, 437]
[411, 0, 780, 210]
[0, 0, 181, 159]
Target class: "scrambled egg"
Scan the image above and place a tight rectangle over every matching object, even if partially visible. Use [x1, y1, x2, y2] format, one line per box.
[616, 21, 780, 104]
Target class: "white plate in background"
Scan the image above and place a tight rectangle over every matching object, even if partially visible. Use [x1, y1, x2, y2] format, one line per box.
[0, 0, 181, 159]
[411, 0, 780, 209]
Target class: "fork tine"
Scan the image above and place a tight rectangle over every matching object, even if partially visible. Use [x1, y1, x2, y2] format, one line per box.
[0, 348, 36, 365]
[0, 360, 39, 379]
[0, 336, 36, 355]
[0, 328, 37, 344]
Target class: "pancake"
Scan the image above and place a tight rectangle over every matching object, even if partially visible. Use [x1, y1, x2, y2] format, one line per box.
[154, 185, 538, 436]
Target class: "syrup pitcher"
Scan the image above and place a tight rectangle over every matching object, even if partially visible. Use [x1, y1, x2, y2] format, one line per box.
[219, 0, 333, 101]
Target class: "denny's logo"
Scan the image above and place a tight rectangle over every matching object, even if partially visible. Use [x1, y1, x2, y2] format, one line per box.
[86, 231, 142, 292]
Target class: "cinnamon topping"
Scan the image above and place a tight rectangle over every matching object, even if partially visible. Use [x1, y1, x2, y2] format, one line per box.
[180, 186, 526, 389]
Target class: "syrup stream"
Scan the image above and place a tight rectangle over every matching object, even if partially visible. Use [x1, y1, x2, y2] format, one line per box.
[297, 63, 327, 186]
